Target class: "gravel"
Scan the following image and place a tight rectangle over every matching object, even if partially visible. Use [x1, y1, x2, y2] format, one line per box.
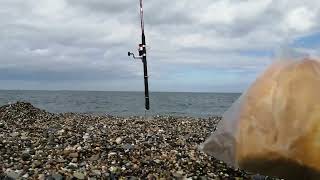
[0, 102, 279, 179]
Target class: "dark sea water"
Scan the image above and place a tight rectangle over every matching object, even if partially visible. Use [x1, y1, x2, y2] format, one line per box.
[0, 90, 240, 117]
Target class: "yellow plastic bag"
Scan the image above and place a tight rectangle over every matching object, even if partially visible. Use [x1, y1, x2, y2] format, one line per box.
[200, 57, 320, 180]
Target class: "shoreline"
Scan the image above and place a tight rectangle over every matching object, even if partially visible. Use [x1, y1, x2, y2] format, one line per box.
[0, 102, 273, 179]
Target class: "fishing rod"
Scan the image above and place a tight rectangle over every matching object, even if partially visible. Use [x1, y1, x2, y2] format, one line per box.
[128, 0, 150, 110]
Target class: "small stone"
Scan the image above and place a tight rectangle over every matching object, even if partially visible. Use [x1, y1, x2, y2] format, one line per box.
[147, 174, 157, 180]
[68, 162, 78, 169]
[21, 152, 31, 161]
[122, 144, 133, 150]
[109, 166, 118, 173]
[101, 166, 108, 173]
[73, 172, 85, 180]
[5, 170, 20, 179]
[91, 170, 101, 176]
[10, 132, 19, 137]
[63, 148, 71, 155]
[172, 171, 184, 178]
[57, 159, 66, 163]
[57, 129, 65, 135]
[129, 176, 139, 180]
[108, 152, 117, 157]
[115, 137, 123, 144]
[71, 158, 78, 163]
[208, 173, 215, 177]
[89, 154, 99, 161]
[252, 174, 267, 180]
[52, 173, 63, 180]
[133, 164, 139, 169]
[83, 133, 90, 140]
[46, 176, 55, 180]
[38, 174, 45, 180]
[32, 160, 42, 168]
[69, 152, 79, 158]
[21, 135, 29, 140]
[22, 173, 29, 178]
[88, 126, 94, 131]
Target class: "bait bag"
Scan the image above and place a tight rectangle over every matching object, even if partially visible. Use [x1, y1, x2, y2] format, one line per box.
[200, 56, 320, 179]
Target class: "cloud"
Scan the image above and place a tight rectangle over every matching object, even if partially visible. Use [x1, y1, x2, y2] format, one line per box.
[0, 0, 319, 92]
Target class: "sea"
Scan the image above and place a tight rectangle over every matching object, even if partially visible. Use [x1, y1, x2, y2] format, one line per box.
[0, 90, 241, 117]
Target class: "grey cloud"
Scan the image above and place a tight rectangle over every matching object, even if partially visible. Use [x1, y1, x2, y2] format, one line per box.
[0, 0, 319, 91]
[66, 0, 135, 14]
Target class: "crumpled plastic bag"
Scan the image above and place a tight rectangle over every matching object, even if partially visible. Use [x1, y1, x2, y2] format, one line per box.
[200, 57, 320, 180]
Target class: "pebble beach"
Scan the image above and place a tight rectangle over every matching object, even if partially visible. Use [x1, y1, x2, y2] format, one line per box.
[0, 102, 276, 179]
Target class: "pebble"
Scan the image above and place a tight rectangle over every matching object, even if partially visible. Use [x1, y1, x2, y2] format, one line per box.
[91, 170, 101, 176]
[172, 171, 184, 178]
[11, 132, 19, 137]
[21, 135, 28, 140]
[68, 162, 78, 169]
[21, 152, 31, 161]
[108, 152, 117, 157]
[73, 172, 85, 179]
[5, 170, 20, 179]
[122, 143, 134, 150]
[38, 174, 45, 180]
[69, 152, 79, 158]
[32, 160, 42, 168]
[22, 173, 29, 178]
[52, 173, 63, 180]
[89, 154, 100, 161]
[83, 133, 90, 141]
[115, 137, 123, 144]
[0, 102, 280, 180]
[0, 121, 4, 128]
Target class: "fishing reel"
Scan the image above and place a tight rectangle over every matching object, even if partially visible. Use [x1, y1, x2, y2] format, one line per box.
[128, 44, 146, 61]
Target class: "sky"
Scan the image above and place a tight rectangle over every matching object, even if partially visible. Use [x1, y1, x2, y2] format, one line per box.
[0, 0, 320, 92]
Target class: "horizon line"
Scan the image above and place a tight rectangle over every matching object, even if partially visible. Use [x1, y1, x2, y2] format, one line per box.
[0, 89, 242, 94]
